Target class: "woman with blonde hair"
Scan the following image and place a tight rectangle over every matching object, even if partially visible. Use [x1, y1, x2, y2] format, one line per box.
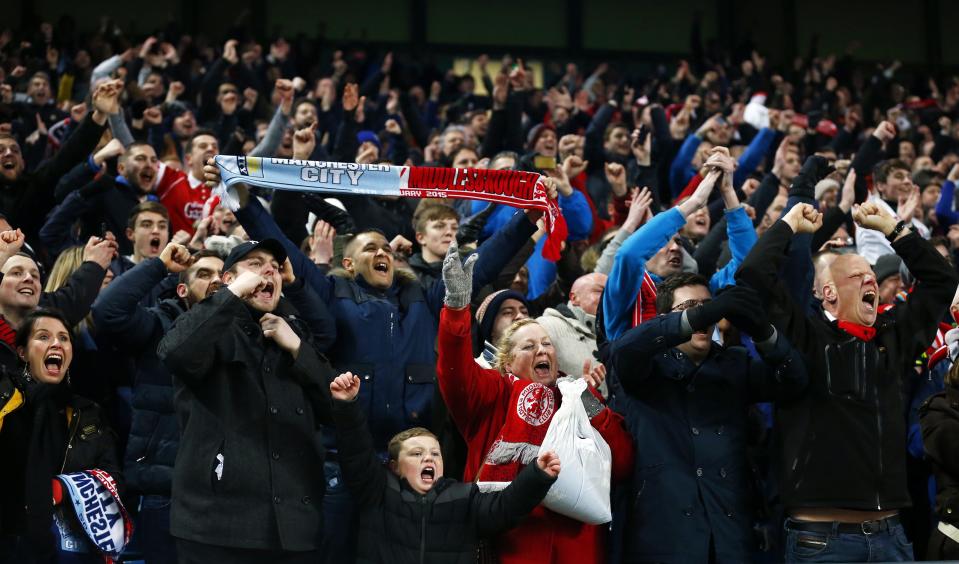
[43, 244, 116, 405]
[436, 243, 633, 564]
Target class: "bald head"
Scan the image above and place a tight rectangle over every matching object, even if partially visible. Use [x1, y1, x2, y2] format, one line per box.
[569, 273, 608, 316]
[822, 253, 879, 326]
[812, 252, 839, 300]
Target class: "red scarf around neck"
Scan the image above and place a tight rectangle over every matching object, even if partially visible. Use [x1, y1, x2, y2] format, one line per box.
[837, 320, 877, 342]
[477, 377, 560, 485]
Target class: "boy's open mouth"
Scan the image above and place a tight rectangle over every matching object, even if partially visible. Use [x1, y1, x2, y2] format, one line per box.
[420, 465, 435, 484]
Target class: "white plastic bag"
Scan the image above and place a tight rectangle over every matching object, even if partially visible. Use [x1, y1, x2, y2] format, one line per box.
[537, 376, 612, 524]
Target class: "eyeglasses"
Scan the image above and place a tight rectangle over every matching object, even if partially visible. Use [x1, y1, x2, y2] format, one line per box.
[671, 298, 711, 312]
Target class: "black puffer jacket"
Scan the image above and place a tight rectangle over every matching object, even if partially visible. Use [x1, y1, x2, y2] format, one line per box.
[332, 397, 556, 564]
[920, 386, 959, 523]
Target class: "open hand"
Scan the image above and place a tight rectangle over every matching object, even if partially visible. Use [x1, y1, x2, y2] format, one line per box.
[442, 241, 478, 309]
[310, 220, 336, 265]
[582, 359, 606, 388]
[623, 187, 653, 232]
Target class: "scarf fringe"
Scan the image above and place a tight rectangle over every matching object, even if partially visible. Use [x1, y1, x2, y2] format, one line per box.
[485, 440, 541, 466]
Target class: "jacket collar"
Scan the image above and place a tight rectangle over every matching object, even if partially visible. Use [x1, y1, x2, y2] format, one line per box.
[556, 302, 596, 333]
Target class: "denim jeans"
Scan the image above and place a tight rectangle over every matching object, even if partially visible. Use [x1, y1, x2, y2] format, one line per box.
[321, 461, 357, 564]
[135, 495, 176, 564]
[784, 519, 914, 562]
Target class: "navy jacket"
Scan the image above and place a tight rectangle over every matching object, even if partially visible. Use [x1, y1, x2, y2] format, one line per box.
[92, 258, 187, 495]
[236, 196, 536, 452]
[609, 312, 807, 564]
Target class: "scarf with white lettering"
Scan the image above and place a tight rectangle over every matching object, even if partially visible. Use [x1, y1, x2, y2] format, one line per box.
[56, 469, 132, 561]
[213, 156, 568, 260]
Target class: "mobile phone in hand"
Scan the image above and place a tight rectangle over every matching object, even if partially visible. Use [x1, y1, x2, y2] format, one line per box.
[533, 154, 557, 170]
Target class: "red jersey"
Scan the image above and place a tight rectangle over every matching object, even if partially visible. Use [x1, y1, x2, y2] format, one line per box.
[155, 163, 215, 235]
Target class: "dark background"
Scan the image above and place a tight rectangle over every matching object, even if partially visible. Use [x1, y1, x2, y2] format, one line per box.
[6, 0, 956, 69]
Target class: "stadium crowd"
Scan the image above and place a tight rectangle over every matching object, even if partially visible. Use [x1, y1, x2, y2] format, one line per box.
[1, 14, 959, 564]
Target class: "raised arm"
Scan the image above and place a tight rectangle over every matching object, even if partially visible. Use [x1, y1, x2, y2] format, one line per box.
[330, 379, 388, 510]
[40, 236, 115, 327]
[603, 170, 720, 340]
[733, 127, 775, 188]
[852, 203, 959, 364]
[736, 204, 821, 351]
[205, 159, 334, 302]
[934, 166, 959, 228]
[437, 306, 509, 437]
[91, 255, 171, 348]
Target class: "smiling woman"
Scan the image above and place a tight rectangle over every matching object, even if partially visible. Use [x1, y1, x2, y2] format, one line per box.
[436, 246, 635, 563]
[17, 309, 73, 383]
[0, 308, 125, 561]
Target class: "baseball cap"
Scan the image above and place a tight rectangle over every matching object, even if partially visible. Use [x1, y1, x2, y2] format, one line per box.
[222, 238, 288, 272]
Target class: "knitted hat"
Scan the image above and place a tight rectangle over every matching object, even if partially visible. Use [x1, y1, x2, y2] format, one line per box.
[814, 178, 840, 200]
[357, 130, 381, 149]
[475, 289, 530, 347]
[873, 254, 903, 284]
[526, 123, 556, 151]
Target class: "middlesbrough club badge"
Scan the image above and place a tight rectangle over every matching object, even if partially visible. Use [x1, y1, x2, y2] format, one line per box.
[516, 383, 555, 426]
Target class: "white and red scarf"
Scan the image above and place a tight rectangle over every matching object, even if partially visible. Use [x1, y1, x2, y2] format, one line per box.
[213, 155, 568, 260]
[476, 376, 560, 491]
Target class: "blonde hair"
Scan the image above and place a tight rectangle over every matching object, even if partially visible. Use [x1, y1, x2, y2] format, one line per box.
[44, 246, 95, 331]
[493, 318, 541, 374]
[45, 246, 85, 293]
[388, 427, 438, 461]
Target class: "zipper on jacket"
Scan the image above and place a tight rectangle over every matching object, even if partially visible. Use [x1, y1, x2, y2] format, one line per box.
[60, 406, 81, 473]
[870, 343, 883, 510]
[419, 496, 427, 564]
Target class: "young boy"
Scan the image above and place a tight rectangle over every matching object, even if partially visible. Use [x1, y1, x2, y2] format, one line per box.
[329, 372, 560, 563]
[408, 201, 459, 287]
